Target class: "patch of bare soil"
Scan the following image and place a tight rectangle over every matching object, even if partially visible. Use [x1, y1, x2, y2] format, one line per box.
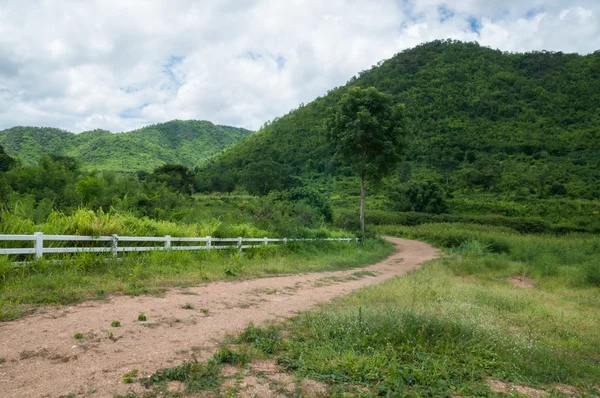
[486, 378, 585, 397]
[0, 237, 438, 398]
[221, 359, 328, 398]
[486, 378, 548, 397]
[509, 276, 536, 288]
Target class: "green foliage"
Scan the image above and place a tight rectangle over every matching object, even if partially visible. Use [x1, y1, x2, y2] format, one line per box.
[327, 86, 406, 232]
[0, 144, 16, 172]
[334, 208, 600, 234]
[238, 322, 282, 354]
[243, 226, 600, 396]
[376, 222, 600, 286]
[583, 258, 600, 287]
[268, 186, 333, 222]
[327, 86, 406, 181]
[138, 313, 147, 321]
[390, 181, 449, 214]
[0, 238, 392, 321]
[0, 120, 252, 172]
[111, 320, 121, 327]
[197, 40, 600, 228]
[122, 369, 138, 384]
[238, 160, 296, 196]
[140, 357, 223, 393]
[212, 348, 249, 365]
[149, 164, 195, 195]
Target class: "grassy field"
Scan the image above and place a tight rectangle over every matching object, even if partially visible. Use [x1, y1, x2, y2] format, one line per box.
[135, 223, 600, 397]
[0, 239, 394, 322]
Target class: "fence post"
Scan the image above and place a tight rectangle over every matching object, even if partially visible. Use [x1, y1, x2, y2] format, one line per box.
[237, 237, 242, 251]
[34, 232, 44, 260]
[207, 236, 212, 250]
[111, 234, 118, 257]
[264, 236, 268, 246]
[165, 235, 171, 250]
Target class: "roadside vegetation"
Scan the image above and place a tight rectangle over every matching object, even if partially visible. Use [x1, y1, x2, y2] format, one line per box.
[139, 223, 600, 397]
[0, 238, 393, 322]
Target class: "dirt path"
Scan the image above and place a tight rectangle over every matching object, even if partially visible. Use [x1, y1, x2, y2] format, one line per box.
[0, 237, 438, 398]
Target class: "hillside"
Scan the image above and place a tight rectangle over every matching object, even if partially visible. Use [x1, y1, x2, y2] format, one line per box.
[198, 40, 600, 222]
[0, 120, 253, 172]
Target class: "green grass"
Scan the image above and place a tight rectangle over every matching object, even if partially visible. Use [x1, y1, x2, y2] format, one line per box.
[376, 222, 600, 288]
[204, 224, 600, 397]
[0, 238, 393, 321]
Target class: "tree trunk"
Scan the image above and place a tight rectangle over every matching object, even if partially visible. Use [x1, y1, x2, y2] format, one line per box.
[360, 167, 365, 234]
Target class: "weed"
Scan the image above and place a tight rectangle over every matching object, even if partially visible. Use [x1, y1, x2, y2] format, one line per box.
[140, 356, 223, 393]
[182, 303, 193, 310]
[73, 333, 84, 340]
[111, 320, 121, 327]
[200, 308, 210, 316]
[213, 348, 249, 365]
[122, 368, 138, 384]
[0, 357, 5, 364]
[107, 331, 114, 340]
[238, 322, 281, 354]
[20, 349, 47, 360]
[137, 313, 147, 321]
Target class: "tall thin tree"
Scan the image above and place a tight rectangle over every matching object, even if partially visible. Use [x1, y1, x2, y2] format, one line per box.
[327, 86, 406, 233]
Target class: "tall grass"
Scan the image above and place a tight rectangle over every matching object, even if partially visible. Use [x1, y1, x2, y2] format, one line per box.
[1, 207, 354, 238]
[375, 223, 600, 288]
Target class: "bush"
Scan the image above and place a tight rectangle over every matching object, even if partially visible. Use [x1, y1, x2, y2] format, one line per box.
[334, 209, 600, 235]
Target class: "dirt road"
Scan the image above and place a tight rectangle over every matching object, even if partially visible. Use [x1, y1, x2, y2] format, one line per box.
[0, 237, 438, 397]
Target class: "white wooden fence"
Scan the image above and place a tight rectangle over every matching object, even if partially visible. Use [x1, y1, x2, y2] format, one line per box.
[0, 233, 358, 261]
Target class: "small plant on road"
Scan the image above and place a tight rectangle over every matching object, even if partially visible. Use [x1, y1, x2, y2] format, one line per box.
[111, 320, 121, 327]
[138, 313, 147, 321]
[122, 368, 138, 384]
[73, 333, 84, 340]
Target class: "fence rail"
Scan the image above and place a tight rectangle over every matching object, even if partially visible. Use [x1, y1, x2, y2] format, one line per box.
[0, 233, 358, 261]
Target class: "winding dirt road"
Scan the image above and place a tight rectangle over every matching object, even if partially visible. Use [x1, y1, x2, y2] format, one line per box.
[0, 237, 438, 398]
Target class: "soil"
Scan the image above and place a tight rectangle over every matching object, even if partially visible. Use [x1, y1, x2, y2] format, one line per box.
[509, 276, 536, 288]
[0, 237, 438, 398]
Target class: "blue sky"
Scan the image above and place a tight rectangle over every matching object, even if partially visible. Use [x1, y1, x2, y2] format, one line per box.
[0, 0, 598, 133]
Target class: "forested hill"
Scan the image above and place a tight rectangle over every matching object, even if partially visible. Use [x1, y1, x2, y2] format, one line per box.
[199, 40, 600, 200]
[0, 120, 253, 172]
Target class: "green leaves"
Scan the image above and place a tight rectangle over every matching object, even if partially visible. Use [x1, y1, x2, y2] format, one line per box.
[327, 86, 406, 181]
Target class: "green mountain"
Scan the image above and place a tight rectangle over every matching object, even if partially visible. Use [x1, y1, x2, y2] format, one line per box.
[0, 120, 253, 172]
[201, 40, 600, 202]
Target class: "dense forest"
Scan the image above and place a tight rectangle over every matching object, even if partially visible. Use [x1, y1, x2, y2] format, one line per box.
[1, 40, 600, 235]
[194, 40, 600, 231]
[0, 120, 252, 172]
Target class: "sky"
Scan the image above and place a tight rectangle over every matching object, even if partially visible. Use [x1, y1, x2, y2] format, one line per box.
[0, 0, 599, 133]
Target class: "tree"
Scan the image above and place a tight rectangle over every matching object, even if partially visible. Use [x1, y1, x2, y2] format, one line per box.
[150, 164, 195, 195]
[239, 160, 295, 196]
[391, 182, 449, 214]
[0, 144, 16, 172]
[327, 86, 406, 232]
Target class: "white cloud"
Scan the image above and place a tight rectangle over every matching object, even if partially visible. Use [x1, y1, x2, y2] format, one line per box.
[0, 0, 598, 133]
